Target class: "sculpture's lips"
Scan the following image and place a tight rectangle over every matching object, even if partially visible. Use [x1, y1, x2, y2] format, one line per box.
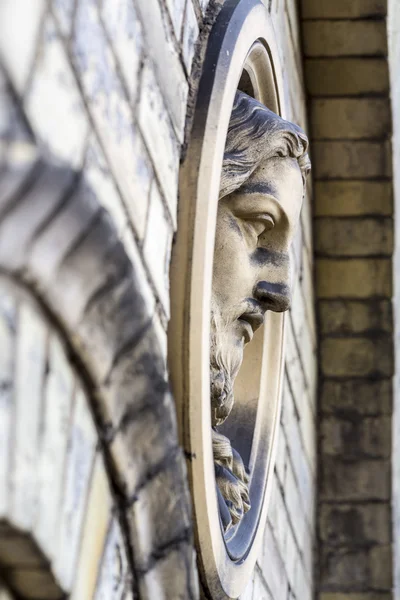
[237, 311, 265, 343]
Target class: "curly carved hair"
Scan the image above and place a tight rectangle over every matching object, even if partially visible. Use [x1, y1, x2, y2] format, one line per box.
[219, 91, 311, 200]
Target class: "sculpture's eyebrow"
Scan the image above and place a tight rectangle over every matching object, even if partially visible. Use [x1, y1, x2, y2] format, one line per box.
[238, 181, 278, 197]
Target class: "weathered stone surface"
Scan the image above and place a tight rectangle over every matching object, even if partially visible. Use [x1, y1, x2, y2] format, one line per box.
[165, 0, 185, 41]
[315, 218, 393, 257]
[25, 18, 89, 167]
[34, 334, 75, 558]
[52, 0, 76, 35]
[303, 21, 387, 57]
[321, 337, 393, 378]
[314, 181, 393, 217]
[101, 0, 143, 104]
[0, 0, 46, 93]
[139, 63, 179, 224]
[319, 503, 391, 547]
[320, 457, 390, 502]
[110, 394, 178, 497]
[139, 541, 198, 600]
[281, 380, 315, 512]
[258, 524, 287, 600]
[0, 289, 16, 518]
[302, 0, 387, 19]
[321, 415, 391, 458]
[305, 59, 389, 96]
[54, 389, 97, 591]
[73, 1, 150, 222]
[267, 481, 288, 570]
[310, 98, 391, 139]
[85, 140, 128, 239]
[101, 324, 167, 427]
[143, 183, 173, 313]
[182, 0, 199, 74]
[320, 379, 392, 416]
[294, 556, 313, 600]
[11, 303, 47, 531]
[313, 140, 391, 179]
[128, 450, 192, 570]
[318, 300, 392, 335]
[94, 519, 129, 600]
[316, 259, 392, 298]
[252, 571, 273, 599]
[133, 0, 188, 138]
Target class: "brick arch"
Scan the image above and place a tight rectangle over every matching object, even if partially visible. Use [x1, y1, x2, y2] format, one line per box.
[301, 1, 394, 596]
[0, 275, 128, 600]
[0, 146, 197, 599]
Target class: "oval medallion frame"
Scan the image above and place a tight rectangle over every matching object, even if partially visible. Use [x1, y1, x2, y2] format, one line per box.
[169, 0, 287, 597]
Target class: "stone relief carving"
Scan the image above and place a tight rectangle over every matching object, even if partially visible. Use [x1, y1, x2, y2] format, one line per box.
[210, 91, 311, 531]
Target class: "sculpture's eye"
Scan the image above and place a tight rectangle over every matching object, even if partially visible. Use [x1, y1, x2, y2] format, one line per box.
[245, 214, 274, 239]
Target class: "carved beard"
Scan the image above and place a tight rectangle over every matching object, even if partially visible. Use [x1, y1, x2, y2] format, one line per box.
[210, 305, 243, 427]
[210, 304, 251, 530]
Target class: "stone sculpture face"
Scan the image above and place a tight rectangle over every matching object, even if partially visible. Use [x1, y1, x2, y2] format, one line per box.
[211, 91, 310, 530]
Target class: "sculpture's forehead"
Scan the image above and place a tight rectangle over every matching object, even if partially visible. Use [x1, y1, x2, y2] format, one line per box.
[240, 157, 304, 227]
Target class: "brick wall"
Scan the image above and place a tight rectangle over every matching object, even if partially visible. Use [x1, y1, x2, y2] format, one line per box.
[388, 1, 400, 597]
[0, 0, 317, 598]
[302, 1, 395, 598]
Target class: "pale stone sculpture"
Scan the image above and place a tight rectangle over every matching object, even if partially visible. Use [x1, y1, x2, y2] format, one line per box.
[211, 91, 311, 530]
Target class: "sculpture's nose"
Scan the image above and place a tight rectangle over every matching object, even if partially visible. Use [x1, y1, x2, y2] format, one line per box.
[253, 280, 291, 313]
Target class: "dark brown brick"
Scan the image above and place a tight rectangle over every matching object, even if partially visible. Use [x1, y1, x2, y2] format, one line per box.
[321, 336, 393, 378]
[321, 415, 391, 458]
[320, 457, 390, 502]
[320, 379, 392, 416]
[318, 300, 392, 335]
[319, 503, 391, 547]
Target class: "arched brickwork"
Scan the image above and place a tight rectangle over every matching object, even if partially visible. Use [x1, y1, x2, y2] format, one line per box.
[0, 141, 198, 599]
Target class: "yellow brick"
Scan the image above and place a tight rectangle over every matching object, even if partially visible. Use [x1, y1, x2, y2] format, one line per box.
[302, 0, 386, 19]
[315, 218, 393, 256]
[311, 98, 390, 139]
[303, 21, 387, 57]
[316, 259, 392, 298]
[305, 58, 389, 96]
[314, 181, 392, 217]
[313, 140, 392, 179]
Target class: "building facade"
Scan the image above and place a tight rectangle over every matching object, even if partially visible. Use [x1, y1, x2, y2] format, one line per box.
[0, 0, 398, 599]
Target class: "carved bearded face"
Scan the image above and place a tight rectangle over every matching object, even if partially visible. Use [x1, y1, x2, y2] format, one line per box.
[210, 92, 310, 428]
